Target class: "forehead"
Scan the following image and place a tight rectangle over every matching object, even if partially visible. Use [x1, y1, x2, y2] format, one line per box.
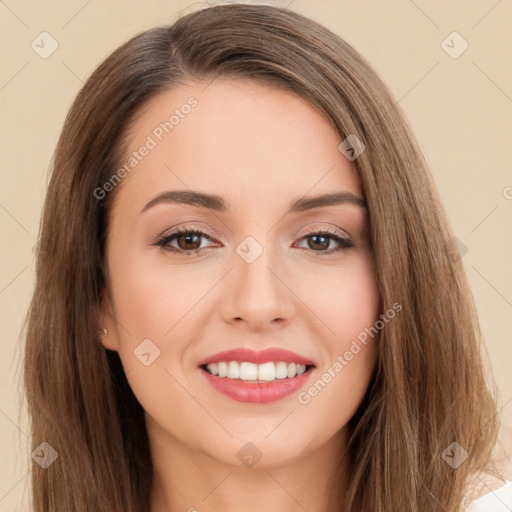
[112, 78, 363, 215]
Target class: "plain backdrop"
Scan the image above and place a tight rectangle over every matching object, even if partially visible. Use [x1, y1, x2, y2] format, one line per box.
[0, 0, 511, 509]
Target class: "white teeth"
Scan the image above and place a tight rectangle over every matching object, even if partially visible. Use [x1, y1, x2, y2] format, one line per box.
[275, 361, 288, 379]
[205, 361, 311, 381]
[287, 362, 297, 378]
[258, 362, 275, 381]
[227, 361, 239, 379]
[239, 362, 258, 381]
[217, 361, 227, 378]
[207, 362, 219, 376]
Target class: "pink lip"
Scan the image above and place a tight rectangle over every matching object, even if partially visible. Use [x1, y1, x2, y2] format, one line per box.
[197, 347, 315, 366]
[197, 347, 316, 404]
[200, 367, 314, 403]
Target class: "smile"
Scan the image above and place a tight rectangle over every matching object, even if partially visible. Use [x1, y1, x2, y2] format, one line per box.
[197, 347, 316, 403]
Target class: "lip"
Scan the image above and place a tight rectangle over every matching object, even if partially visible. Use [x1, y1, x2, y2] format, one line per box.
[197, 347, 316, 404]
[200, 366, 315, 403]
[197, 347, 315, 367]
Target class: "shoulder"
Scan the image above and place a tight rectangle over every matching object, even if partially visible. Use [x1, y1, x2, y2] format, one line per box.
[464, 478, 512, 511]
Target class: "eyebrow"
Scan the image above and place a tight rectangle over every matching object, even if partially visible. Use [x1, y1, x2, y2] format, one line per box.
[140, 189, 367, 214]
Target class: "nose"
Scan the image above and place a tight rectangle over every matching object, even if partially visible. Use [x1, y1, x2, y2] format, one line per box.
[221, 241, 295, 331]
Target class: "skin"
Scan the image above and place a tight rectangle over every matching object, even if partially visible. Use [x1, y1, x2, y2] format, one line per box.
[101, 78, 381, 512]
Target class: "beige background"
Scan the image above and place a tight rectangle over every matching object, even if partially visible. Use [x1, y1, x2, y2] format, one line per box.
[1, 0, 511, 509]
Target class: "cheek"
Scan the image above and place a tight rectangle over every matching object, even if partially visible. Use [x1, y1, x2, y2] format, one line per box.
[296, 253, 380, 418]
[107, 245, 190, 373]
[301, 251, 380, 347]
[109, 244, 191, 337]
[107, 245, 220, 391]
[107, 252, 191, 423]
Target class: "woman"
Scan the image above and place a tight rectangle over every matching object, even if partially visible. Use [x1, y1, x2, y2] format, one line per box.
[22, 4, 509, 511]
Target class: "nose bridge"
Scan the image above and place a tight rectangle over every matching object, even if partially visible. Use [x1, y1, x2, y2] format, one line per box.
[236, 232, 281, 296]
[225, 231, 294, 327]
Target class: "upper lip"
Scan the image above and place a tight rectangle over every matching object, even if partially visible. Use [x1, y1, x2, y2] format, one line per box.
[197, 347, 316, 367]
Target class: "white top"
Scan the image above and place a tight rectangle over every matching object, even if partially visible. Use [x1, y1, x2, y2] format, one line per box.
[465, 479, 512, 511]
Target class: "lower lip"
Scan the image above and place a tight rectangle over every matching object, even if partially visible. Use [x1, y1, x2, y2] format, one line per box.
[200, 367, 314, 403]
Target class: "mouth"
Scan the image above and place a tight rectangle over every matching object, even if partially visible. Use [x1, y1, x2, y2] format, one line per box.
[197, 347, 316, 403]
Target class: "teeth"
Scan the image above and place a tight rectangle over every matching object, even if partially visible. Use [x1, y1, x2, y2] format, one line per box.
[207, 362, 219, 376]
[227, 361, 239, 379]
[275, 361, 288, 379]
[205, 361, 309, 381]
[240, 362, 258, 381]
[217, 362, 227, 378]
[257, 362, 275, 381]
[287, 362, 297, 378]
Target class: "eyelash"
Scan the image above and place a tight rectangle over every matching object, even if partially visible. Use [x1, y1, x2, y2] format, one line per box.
[152, 226, 354, 257]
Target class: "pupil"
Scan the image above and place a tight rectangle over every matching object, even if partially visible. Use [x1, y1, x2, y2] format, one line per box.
[179, 234, 200, 250]
[309, 234, 328, 250]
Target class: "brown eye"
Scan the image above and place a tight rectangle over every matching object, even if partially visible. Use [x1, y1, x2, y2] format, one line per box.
[174, 233, 202, 251]
[153, 229, 216, 255]
[306, 234, 331, 251]
[296, 229, 354, 255]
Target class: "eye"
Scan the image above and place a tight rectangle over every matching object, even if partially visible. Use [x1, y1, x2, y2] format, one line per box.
[294, 228, 354, 255]
[151, 226, 354, 257]
[153, 227, 218, 256]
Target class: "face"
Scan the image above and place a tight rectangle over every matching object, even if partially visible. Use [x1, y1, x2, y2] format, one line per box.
[101, 78, 380, 470]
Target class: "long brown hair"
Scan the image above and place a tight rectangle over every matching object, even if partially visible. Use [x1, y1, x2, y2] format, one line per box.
[22, 4, 501, 511]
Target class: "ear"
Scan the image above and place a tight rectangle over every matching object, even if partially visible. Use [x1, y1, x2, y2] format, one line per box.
[99, 286, 120, 352]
